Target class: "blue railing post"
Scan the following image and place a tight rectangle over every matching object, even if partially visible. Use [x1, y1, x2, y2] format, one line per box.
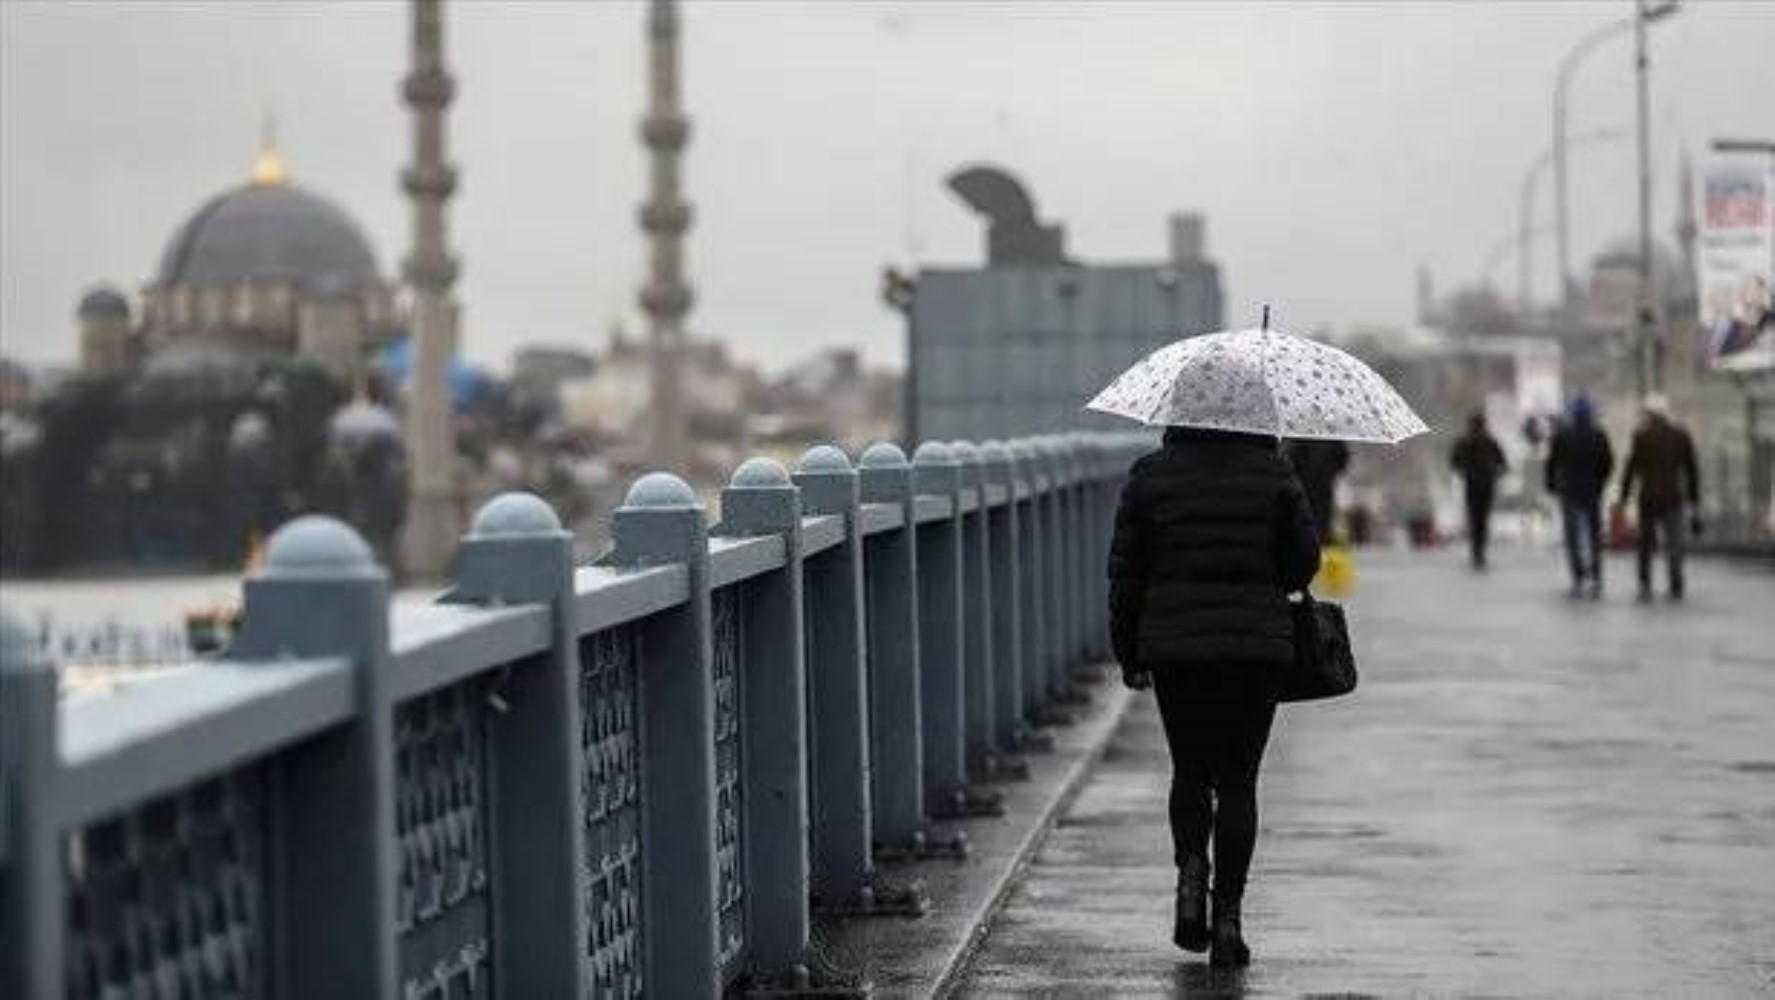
[911, 442, 969, 815]
[1029, 442, 1065, 706]
[231, 515, 397, 998]
[446, 492, 587, 997]
[609, 473, 720, 999]
[1081, 437, 1107, 660]
[793, 446, 873, 907]
[980, 441, 1026, 753]
[948, 441, 999, 778]
[1010, 440, 1051, 727]
[715, 458, 812, 982]
[1, 609, 64, 999]
[857, 443, 925, 851]
[1059, 436, 1086, 671]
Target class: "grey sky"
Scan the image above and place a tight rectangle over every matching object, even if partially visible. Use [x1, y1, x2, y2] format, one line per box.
[2, 1, 1771, 374]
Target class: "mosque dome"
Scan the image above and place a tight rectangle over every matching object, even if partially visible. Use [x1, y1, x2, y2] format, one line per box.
[154, 146, 382, 294]
[77, 285, 131, 321]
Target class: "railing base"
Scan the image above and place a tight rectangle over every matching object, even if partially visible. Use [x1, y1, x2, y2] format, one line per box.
[975, 752, 1033, 783]
[874, 827, 970, 863]
[813, 870, 930, 919]
[1011, 726, 1058, 754]
[742, 953, 872, 999]
[930, 784, 1006, 820]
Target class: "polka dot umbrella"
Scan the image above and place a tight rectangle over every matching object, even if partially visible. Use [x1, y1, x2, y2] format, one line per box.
[1086, 319, 1430, 444]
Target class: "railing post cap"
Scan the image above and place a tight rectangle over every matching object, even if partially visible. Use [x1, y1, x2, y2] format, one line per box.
[261, 515, 378, 578]
[729, 456, 792, 488]
[859, 442, 909, 468]
[947, 440, 982, 464]
[470, 491, 564, 537]
[797, 444, 853, 474]
[911, 441, 956, 466]
[622, 471, 698, 508]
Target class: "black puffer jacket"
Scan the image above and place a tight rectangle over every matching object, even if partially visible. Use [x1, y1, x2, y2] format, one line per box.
[1107, 428, 1322, 673]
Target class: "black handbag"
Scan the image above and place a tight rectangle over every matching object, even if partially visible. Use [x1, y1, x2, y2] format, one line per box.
[1279, 593, 1357, 703]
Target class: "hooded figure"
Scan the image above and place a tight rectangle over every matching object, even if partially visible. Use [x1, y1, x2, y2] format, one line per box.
[1450, 412, 1508, 568]
[1619, 393, 1700, 600]
[1545, 395, 1614, 596]
[1108, 426, 1320, 968]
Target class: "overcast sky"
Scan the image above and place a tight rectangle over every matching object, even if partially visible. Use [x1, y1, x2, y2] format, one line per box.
[2, 1, 1771, 373]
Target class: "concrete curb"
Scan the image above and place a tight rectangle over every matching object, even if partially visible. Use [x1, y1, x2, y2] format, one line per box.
[928, 682, 1136, 998]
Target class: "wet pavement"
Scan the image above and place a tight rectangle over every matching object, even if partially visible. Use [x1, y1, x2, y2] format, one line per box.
[954, 550, 1775, 997]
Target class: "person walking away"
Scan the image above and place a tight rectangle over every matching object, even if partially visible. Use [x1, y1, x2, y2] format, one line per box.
[1544, 395, 1614, 597]
[1449, 412, 1507, 569]
[1108, 427, 1321, 968]
[1285, 438, 1350, 543]
[1619, 393, 1701, 601]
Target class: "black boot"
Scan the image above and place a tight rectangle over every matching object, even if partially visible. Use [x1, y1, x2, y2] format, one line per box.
[1209, 895, 1250, 968]
[1173, 856, 1209, 952]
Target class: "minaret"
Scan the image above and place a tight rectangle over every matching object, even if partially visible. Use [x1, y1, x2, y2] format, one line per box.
[400, 0, 461, 579]
[640, 0, 694, 471]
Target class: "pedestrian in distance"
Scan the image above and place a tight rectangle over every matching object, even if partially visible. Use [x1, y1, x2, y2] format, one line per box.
[1108, 427, 1321, 968]
[1544, 395, 1614, 598]
[1449, 412, 1507, 570]
[1284, 438, 1350, 543]
[1619, 393, 1701, 601]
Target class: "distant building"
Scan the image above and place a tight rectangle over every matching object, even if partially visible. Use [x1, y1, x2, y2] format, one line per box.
[899, 164, 1223, 442]
[80, 137, 399, 385]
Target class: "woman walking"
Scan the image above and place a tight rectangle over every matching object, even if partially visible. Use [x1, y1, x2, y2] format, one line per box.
[1107, 425, 1321, 966]
[1089, 318, 1427, 967]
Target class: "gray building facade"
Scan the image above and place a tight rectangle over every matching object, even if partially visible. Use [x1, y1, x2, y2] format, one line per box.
[904, 167, 1222, 442]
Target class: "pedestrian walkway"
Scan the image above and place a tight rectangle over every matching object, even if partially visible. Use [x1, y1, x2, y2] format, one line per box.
[955, 550, 1775, 997]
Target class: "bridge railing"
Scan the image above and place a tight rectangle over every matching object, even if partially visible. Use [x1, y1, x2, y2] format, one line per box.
[1, 431, 1150, 999]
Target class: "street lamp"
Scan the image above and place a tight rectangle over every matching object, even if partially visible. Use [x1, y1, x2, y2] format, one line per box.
[1551, 1, 1679, 314]
[1634, 0, 1682, 395]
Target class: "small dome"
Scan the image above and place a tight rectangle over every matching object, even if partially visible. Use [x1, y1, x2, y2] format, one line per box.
[77, 285, 131, 321]
[157, 181, 382, 294]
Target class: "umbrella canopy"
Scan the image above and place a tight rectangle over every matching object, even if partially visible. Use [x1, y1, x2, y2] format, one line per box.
[1087, 327, 1429, 443]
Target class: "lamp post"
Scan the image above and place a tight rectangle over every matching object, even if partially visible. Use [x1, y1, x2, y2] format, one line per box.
[1551, 2, 1679, 316]
[1633, 0, 1682, 396]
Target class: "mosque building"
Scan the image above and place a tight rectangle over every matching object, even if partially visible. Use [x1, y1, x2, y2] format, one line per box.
[77, 133, 400, 387]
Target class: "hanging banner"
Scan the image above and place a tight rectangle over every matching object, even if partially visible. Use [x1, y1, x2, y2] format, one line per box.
[1698, 154, 1775, 370]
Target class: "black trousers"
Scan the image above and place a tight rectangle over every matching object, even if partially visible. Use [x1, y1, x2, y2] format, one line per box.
[1636, 503, 1686, 593]
[1153, 665, 1277, 905]
[1464, 486, 1495, 566]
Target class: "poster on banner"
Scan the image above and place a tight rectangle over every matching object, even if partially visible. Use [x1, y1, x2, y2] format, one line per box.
[1697, 154, 1775, 371]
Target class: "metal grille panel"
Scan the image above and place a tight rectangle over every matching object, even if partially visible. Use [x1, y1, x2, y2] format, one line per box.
[65, 767, 268, 1000]
[395, 681, 494, 999]
[711, 588, 746, 979]
[580, 627, 644, 998]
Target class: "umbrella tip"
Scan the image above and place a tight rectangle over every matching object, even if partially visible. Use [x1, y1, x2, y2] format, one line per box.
[1261, 304, 1271, 331]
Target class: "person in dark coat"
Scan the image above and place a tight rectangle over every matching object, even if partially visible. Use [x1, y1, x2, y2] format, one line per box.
[1107, 426, 1321, 968]
[1449, 412, 1508, 569]
[1619, 393, 1700, 600]
[1544, 395, 1614, 596]
[1284, 438, 1349, 542]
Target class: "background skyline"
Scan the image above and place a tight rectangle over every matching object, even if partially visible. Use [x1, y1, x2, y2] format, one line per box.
[3, 0, 1772, 373]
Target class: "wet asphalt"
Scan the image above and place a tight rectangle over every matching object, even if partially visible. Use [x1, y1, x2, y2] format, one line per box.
[954, 549, 1775, 998]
